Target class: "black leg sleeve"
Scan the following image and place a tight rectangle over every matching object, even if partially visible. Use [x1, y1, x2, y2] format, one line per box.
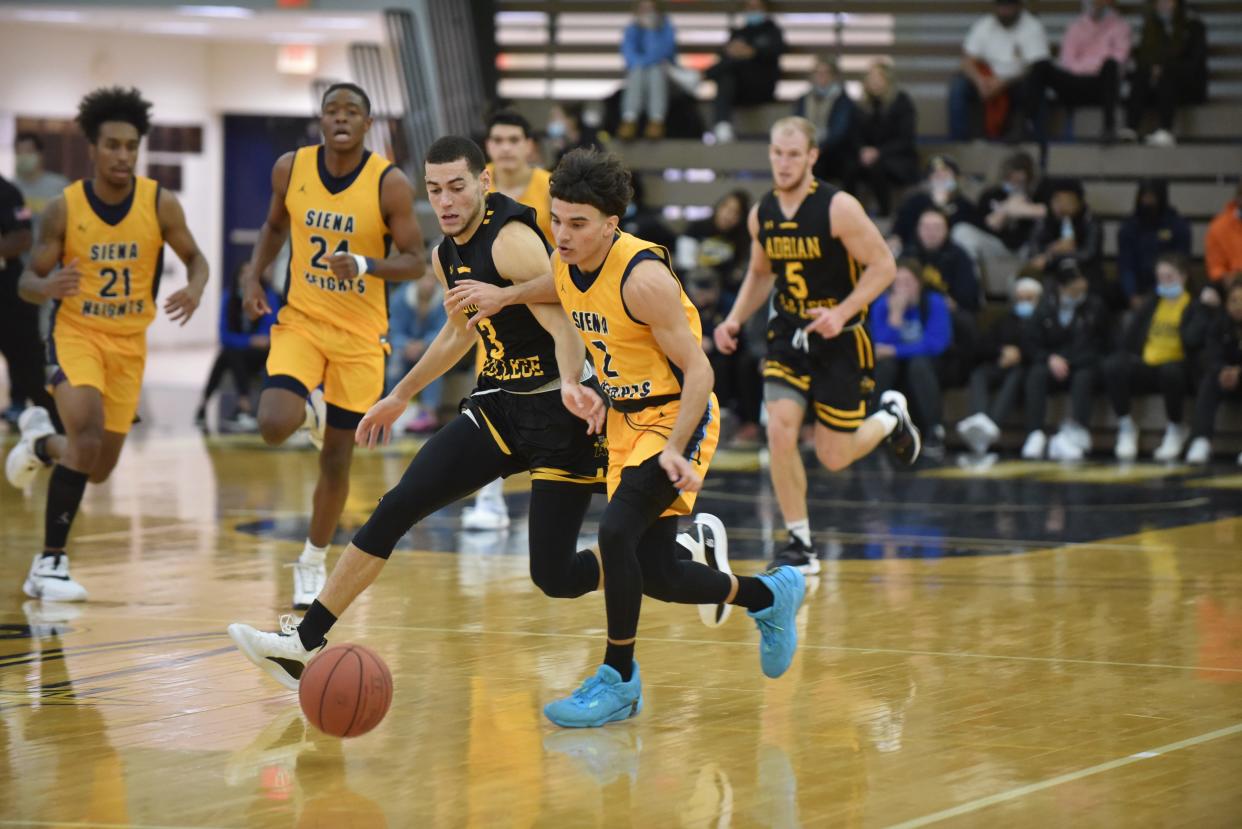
[527, 479, 600, 599]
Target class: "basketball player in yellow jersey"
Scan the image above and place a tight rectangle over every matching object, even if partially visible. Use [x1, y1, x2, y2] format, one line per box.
[714, 117, 919, 575]
[5, 87, 209, 601]
[238, 83, 425, 609]
[542, 149, 806, 729]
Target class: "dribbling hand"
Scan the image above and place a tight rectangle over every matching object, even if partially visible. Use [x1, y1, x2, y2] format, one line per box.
[713, 318, 741, 354]
[562, 383, 606, 435]
[356, 395, 407, 449]
[659, 448, 702, 493]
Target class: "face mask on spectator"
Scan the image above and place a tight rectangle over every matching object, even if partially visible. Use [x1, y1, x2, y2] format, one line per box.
[1014, 300, 1036, 319]
[546, 120, 567, 139]
[15, 153, 38, 177]
[931, 178, 956, 196]
[1156, 282, 1185, 300]
[745, 12, 767, 25]
[812, 83, 834, 97]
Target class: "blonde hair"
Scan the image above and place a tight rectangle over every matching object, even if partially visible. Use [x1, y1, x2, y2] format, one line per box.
[866, 59, 897, 103]
[769, 116, 816, 150]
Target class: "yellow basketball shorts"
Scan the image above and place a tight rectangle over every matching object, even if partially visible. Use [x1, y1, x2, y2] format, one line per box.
[265, 306, 388, 427]
[605, 393, 720, 517]
[46, 317, 147, 434]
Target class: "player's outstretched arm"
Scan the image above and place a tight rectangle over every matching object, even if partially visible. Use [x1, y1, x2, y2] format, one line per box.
[715, 204, 775, 354]
[625, 261, 714, 492]
[241, 152, 295, 318]
[444, 272, 557, 329]
[17, 196, 79, 305]
[805, 191, 896, 340]
[329, 167, 426, 284]
[158, 188, 210, 326]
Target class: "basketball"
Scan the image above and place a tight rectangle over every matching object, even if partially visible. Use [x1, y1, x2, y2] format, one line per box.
[298, 644, 393, 738]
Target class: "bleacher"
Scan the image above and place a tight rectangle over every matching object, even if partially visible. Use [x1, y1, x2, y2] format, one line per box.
[493, 0, 1242, 451]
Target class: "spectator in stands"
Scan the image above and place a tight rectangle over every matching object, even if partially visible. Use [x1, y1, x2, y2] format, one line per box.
[956, 276, 1043, 456]
[1026, 178, 1103, 298]
[195, 265, 278, 432]
[1022, 261, 1111, 460]
[1124, 0, 1208, 147]
[839, 60, 919, 218]
[1206, 180, 1242, 284]
[891, 156, 978, 254]
[953, 151, 1045, 299]
[13, 133, 69, 258]
[676, 189, 751, 292]
[1025, 0, 1130, 144]
[910, 208, 980, 315]
[545, 103, 606, 167]
[948, 0, 1049, 141]
[387, 276, 448, 434]
[618, 1, 678, 141]
[871, 259, 953, 457]
[1186, 280, 1242, 464]
[1104, 252, 1210, 461]
[0, 172, 37, 428]
[1118, 178, 1192, 308]
[705, 0, 786, 144]
[688, 266, 761, 442]
[795, 55, 854, 181]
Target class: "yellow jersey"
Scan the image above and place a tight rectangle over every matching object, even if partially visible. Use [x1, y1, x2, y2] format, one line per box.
[284, 145, 393, 342]
[59, 176, 164, 336]
[485, 163, 553, 243]
[553, 231, 700, 412]
[1143, 292, 1190, 365]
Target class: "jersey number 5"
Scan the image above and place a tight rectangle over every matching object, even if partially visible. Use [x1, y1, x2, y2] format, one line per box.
[785, 261, 808, 299]
[309, 236, 349, 271]
[590, 340, 619, 378]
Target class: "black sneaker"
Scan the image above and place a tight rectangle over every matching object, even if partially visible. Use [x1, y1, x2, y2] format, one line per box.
[880, 390, 921, 466]
[768, 533, 820, 574]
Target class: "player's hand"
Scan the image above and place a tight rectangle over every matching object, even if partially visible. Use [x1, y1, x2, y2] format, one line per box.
[804, 305, 850, 340]
[41, 259, 82, 299]
[562, 382, 606, 435]
[1049, 354, 1070, 382]
[164, 282, 203, 326]
[356, 394, 407, 448]
[241, 267, 271, 319]
[659, 448, 702, 493]
[445, 280, 509, 330]
[328, 252, 361, 281]
[713, 318, 741, 354]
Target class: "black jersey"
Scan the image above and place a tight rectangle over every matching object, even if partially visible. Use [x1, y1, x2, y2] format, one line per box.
[756, 178, 863, 334]
[438, 192, 557, 393]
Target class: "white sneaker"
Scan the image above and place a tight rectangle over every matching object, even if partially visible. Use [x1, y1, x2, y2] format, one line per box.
[676, 513, 732, 628]
[713, 121, 735, 144]
[1062, 420, 1092, 453]
[1185, 437, 1211, 464]
[303, 389, 326, 450]
[6, 406, 56, 489]
[1116, 127, 1138, 143]
[956, 413, 1000, 455]
[290, 560, 326, 610]
[1145, 129, 1176, 147]
[1021, 430, 1047, 460]
[1047, 432, 1084, 462]
[1236, 450, 1242, 467]
[1115, 417, 1139, 461]
[1152, 423, 1189, 462]
[463, 480, 510, 530]
[227, 614, 325, 691]
[22, 553, 88, 602]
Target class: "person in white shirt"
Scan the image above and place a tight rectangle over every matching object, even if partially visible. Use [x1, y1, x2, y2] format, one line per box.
[947, 0, 1050, 140]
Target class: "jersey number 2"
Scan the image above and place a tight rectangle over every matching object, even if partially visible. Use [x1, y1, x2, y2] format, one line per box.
[309, 236, 350, 271]
[590, 340, 619, 378]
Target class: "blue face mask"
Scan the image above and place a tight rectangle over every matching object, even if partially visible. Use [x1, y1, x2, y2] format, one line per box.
[745, 12, 767, 26]
[1156, 282, 1184, 300]
[1014, 300, 1036, 319]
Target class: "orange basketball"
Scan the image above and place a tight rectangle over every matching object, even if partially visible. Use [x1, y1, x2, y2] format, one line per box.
[298, 644, 392, 738]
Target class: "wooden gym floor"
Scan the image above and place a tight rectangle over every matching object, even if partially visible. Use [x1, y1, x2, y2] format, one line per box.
[1, 406, 1240, 828]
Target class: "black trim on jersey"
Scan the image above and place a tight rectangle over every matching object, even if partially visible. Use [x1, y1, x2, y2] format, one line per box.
[316, 145, 373, 195]
[83, 179, 136, 227]
[326, 402, 364, 430]
[264, 374, 309, 398]
[568, 234, 618, 293]
[616, 248, 666, 325]
[376, 164, 395, 217]
[152, 184, 164, 299]
[282, 257, 293, 303]
[612, 393, 680, 414]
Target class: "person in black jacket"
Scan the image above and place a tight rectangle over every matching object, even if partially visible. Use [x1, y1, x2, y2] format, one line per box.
[706, 0, 786, 143]
[795, 56, 856, 183]
[840, 60, 919, 217]
[890, 155, 978, 254]
[1185, 279, 1242, 464]
[1026, 178, 1105, 301]
[956, 277, 1043, 455]
[1103, 252, 1210, 461]
[1117, 178, 1192, 308]
[1022, 262, 1112, 460]
[1123, 0, 1208, 147]
[911, 208, 981, 315]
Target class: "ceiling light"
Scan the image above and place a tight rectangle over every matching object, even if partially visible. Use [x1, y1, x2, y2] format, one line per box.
[177, 5, 254, 18]
[143, 21, 214, 35]
[269, 32, 328, 44]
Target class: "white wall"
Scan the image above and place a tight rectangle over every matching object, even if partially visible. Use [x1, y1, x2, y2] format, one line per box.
[0, 22, 360, 349]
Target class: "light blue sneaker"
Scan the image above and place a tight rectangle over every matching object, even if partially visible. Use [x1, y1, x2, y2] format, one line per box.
[749, 566, 806, 678]
[544, 662, 643, 728]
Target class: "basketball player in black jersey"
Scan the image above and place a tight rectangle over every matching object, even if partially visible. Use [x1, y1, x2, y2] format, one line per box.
[227, 137, 732, 689]
[715, 117, 920, 574]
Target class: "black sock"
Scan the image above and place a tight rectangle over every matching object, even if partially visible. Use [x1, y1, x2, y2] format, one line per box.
[731, 576, 774, 612]
[33, 436, 53, 465]
[44, 465, 89, 550]
[604, 642, 635, 682]
[297, 600, 337, 650]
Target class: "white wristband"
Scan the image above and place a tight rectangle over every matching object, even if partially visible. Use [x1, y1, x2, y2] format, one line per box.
[351, 253, 370, 276]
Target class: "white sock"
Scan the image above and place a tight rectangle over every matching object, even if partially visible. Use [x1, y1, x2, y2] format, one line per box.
[475, 479, 506, 512]
[871, 408, 899, 436]
[300, 540, 328, 566]
[786, 520, 811, 548]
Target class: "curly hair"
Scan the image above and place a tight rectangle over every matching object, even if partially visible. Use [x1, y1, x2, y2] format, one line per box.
[549, 148, 633, 218]
[76, 86, 152, 143]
